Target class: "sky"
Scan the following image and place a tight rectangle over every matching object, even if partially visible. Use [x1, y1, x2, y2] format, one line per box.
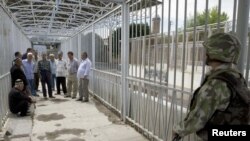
[159, 0, 236, 32]
[94, 0, 242, 37]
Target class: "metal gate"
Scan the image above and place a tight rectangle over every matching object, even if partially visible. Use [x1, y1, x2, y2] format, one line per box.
[60, 0, 250, 141]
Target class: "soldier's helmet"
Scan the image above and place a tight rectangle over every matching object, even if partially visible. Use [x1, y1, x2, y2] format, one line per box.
[203, 33, 241, 64]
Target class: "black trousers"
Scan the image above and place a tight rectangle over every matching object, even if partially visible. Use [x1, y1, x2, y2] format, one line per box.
[34, 73, 39, 90]
[40, 71, 52, 97]
[56, 77, 67, 94]
[11, 101, 29, 116]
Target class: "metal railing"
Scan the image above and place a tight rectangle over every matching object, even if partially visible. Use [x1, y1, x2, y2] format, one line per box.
[0, 5, 31, 130]
[0, 73, 11, 130]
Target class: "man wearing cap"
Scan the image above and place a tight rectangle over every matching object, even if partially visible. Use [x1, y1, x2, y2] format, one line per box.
[9, 79, 35, 116]
[10, 58, 28, 92]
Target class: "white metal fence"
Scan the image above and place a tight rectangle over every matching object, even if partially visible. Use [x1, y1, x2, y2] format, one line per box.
[0, 6, 31, 130]
[61, 0, 250, 141]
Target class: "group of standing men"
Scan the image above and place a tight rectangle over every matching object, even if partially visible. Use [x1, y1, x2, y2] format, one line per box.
[9, 48, 92, 116]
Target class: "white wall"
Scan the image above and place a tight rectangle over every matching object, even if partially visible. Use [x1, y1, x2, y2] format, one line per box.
[0, 6, 31, 129]
[0, 7, 31, 76]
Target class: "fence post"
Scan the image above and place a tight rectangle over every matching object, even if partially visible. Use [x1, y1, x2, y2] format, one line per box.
[121, 1, 129, 121]
[92, 24, 96, 69]
[91, 24, 96, 93]
[236, 0, 250, 74]
[78, 34, 81, 59]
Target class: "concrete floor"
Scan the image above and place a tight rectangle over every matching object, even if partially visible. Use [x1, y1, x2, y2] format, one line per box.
[4, 91, 148, 141]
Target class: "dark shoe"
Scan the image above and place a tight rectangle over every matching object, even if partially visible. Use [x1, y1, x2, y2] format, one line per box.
[82, 99, 89, 102]
[34, 94, 39, 97]
[76, 98, 82, 101]
[64, 95, 70, 98]
[20, 112, 30, 117]
[44, 97, 48, 100]
[72, 97, 76, 99]
[49, 96, 55, 98]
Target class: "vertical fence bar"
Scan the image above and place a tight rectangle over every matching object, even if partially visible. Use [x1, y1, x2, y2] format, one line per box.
[232, 0, 237, 33]
[245, 34, 250, 86]
[121, 1, 129, 121]
[115, 12, 119, 72]
[131, 0, 134, 77]
[165, 0, 172, 139]
[181, 0, 188, 124]
[135, 0, 138, 78]
[217, 0, 222, 30]
[167, 0, 171, 86]
[92, 25, 96, 93]
[201, 0, 209, 83]
[236, 0, 250, 74]
[118, 14, 121, 73]
[191, 0, 198, 93]
[160, 0, 165, 139]
[174, 0, 179, 89]
[78, 34, 81, 59]
[92, 25, 96, 69]
[148, 0, 152, 81]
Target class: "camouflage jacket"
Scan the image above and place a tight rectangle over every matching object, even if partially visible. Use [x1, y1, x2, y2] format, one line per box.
[173, 64, 241, 141]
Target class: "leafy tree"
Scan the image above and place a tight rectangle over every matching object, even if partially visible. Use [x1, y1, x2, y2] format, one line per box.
[187, 6, 229, 28]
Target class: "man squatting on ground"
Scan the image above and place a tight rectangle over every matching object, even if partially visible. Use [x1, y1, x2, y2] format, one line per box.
[9, 79, 36, 116]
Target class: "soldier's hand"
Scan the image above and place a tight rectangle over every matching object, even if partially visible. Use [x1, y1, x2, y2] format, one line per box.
[32, 99, 37, 103]
[172, 132, 181, 141]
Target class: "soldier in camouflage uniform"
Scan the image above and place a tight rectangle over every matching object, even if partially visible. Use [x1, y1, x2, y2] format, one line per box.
[172, 33, 248, 141]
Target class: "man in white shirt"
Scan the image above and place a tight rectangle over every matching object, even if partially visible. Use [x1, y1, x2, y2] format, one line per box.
[77, 52, 92, 102]
[55, 52, 68, 96]
[50, 54, 57, 91]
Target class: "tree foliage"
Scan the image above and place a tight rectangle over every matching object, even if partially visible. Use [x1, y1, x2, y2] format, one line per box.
[187, 6, 229, 28]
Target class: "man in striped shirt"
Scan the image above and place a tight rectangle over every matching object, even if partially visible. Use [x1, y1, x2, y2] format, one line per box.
[38, 53, 55, 99]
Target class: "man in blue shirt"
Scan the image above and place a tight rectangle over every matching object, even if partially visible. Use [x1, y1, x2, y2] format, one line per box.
[22, 53, 38, 97]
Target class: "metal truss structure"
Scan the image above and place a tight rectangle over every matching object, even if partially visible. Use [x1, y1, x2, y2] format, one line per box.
[0, 0, 121, 43]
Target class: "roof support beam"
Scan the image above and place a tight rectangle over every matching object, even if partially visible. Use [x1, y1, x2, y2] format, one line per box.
[8, 0, 22, 7]
[30, 1, 36, 25]
[20, 21, 81, 26]
[18, 0, 109, 10]
[1, 0, 6, 6]
[87, 2, 113, 24]
[13, 9, 95, 17]
[48, 6, 56, 33]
